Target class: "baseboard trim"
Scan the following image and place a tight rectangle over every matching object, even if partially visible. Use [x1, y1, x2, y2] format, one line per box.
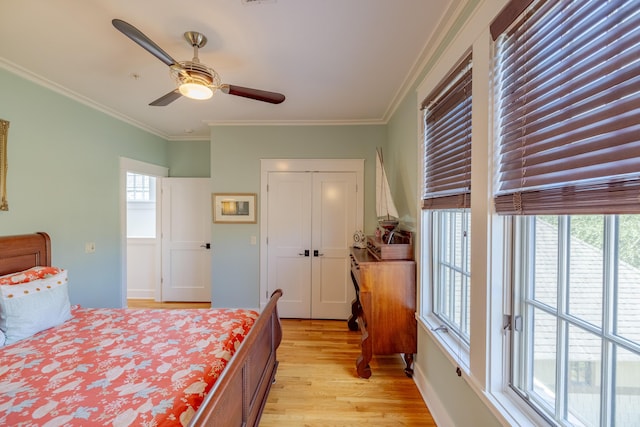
[126, 289, 155, 299]
[413, 361, 456, 427]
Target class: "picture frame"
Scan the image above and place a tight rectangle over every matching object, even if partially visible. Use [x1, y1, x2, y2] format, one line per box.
[0, 119, 9, 211]
[212, 193, 257, 223]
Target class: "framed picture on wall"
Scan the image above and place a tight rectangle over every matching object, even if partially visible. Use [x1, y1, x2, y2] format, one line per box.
[0, 119, 8, 211]
[212, 193, 257, 223]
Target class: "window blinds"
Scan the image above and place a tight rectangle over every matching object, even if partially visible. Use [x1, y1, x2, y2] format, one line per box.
[422, 53, 473, 210]
[492, 0, 640, 215]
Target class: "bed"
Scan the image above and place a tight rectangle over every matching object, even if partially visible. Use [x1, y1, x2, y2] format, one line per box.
[0, 232, 282, 427]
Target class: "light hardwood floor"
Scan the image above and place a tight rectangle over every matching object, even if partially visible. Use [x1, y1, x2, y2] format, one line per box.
[260, 319, 436, 427]
[127, 300, 436, 426]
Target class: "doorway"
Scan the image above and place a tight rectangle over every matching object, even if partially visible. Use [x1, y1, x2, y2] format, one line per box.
[120, 159, 212, 305]
[120, 158, 168, 307]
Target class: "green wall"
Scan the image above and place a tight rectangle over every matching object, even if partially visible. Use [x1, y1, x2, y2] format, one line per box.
[384, 0, 503, 425]
[0, 68, 169, 308]
[387, 77, 500, 427]
[167, 140, 210, 177]
[209, 125, 385, 308]
[419, 333, 501, 426]
[387, 89, 420, 231]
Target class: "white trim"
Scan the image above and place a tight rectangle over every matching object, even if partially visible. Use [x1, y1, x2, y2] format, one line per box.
[207, 119, 385, 127]
[416, 0, 506, 103]
[413, 0, 559, 426]
[413, 362, 456, 427]
[0, 59, 173, 140]
[468, 25, 493, 390]
[418, 315, 471, 373]
[125, 289, 155, 299]
[258, 158, 364, 309]
[416, 316, 548, 427]
[120, 158, 169, 177]
[1, 58, 388, 141]
[119, 158, 169, 307]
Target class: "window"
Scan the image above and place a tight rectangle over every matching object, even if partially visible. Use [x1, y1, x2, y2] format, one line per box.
[126, 172, 157, 238]
[492, 0, 640, 425]
[421, 53, 472, 347]
[432, 210, 471, 343]
[511, 214, 640, 426]
[127, 172, 153, 201]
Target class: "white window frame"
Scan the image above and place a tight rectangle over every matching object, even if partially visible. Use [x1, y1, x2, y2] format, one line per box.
[509, 215, 640, 426]
[126, 171, 155, 202]
[415, 6, 554, 426]
[420, 208, 472, 371]
[431, 209, 472, 345]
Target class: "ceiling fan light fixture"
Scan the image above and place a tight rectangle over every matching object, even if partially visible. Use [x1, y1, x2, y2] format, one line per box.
[113, 20, 285, 106]
[179, 82, 213, 100]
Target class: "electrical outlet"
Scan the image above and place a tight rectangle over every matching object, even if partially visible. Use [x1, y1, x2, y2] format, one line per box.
[250, 236, 257, 245]
[85, 242, 95, 253]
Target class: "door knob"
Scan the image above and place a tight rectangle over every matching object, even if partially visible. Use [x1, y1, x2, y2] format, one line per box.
[298, 249, 310, 257]
[313, 250, 324, 257]
[200, 243, 211, 249]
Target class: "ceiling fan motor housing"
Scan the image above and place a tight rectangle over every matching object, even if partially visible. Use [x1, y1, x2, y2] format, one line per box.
[172, 61, 221, 90]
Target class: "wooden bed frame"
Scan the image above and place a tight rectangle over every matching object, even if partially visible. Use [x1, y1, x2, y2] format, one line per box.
[0, 232, 282, 427]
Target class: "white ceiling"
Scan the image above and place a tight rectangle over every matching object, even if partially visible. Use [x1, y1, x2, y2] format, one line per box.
[0, 0, 454, 140]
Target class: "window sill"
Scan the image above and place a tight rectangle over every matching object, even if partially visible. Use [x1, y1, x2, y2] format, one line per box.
[417, 314, 551, 427]
[418, 313, 470, 373]
[484, 388, 553, 427]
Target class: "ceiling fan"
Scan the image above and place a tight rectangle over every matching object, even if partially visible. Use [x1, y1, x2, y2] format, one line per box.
[112, 19, 285, 106]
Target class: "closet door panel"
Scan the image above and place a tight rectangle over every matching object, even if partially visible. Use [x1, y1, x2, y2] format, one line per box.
[267, 172, 312, 318]
[311, 172, 357, 319]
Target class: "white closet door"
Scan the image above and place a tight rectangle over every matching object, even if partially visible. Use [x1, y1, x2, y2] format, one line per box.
[267, 172, 312, 318]
[266, 171, 357, 319]
[311, 172, 357, 319]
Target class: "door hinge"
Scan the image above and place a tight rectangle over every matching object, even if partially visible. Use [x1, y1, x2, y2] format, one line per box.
[503, 314, 522, 332]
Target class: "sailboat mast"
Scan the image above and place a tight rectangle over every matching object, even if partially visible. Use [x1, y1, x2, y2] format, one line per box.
[375, 147, 399, 221]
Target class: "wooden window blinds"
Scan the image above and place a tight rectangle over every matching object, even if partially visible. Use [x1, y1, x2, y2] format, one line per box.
[422, 53, 473, 210]
[492, 0, 640, 215]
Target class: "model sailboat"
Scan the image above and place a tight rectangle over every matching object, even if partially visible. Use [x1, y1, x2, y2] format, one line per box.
[376, 147, 399, 231]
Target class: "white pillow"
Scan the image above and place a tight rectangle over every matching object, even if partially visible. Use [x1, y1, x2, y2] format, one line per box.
[0, 269, 71, 345]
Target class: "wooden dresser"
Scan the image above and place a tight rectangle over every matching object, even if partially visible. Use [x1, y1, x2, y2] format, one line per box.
[348, 247, 417, 378]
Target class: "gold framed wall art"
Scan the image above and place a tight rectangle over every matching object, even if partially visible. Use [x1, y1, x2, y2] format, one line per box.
[212, 193, 257, 223]
[0, 119, 8, 211]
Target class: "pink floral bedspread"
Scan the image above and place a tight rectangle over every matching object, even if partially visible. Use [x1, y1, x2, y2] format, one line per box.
[0, 306, 258, 426]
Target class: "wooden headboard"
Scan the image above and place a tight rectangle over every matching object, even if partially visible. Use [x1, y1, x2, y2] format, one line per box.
[0, 232, 51, 276]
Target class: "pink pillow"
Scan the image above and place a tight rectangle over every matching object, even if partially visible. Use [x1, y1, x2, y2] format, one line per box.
[0, 266, 62, 286]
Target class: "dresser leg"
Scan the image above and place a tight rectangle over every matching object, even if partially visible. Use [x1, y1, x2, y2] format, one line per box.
[356, 324, 373, 378]
[347, 298, 361, 331]
[356, 354, 372, 379]
[403, 353, 414, 377]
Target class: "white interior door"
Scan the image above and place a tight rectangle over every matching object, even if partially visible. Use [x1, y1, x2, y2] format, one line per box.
[161, 178, 212, 302]
[267, 172, 312, 318]
[266, 170, 357, 319]
[311, 172, 357, 319]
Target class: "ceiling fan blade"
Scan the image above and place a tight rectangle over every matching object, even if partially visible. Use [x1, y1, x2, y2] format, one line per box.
[221, 85, 285, 104]
[112, 19, 179, 67]
[149, 90, 182, 106]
